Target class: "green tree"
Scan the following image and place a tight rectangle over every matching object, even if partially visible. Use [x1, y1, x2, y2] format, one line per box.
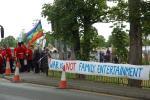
[141, 1, 150, 65]
[107, 0, 129, 63]
[0, 36, 17, 47]
[45, 32, 55, 47]
[80, 26, 106, 58]
[128, 0, 142, 87]
[108, 0, 150, 87]
[42, 0, 80, 59]
[78, 0, 107, 60]
[42, 0, 108, 60]
[106, 35, 113, 47]
[111, 26, 129, 63]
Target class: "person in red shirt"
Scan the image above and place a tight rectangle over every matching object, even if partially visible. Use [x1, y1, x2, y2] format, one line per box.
[0, 47, 3, 74]
[26, 45, 33, 72]
[3, 45, 14, 73]
[21, 42, 28, 72]
[16, 42, 25, 72]
[14, 44, 18, 62]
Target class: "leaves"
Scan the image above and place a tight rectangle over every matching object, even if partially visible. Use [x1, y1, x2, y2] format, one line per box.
[111, 26, 129, 62]
[0, 36, 17, 47]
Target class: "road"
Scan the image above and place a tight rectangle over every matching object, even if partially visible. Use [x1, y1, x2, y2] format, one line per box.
[0, 78, 139, 100]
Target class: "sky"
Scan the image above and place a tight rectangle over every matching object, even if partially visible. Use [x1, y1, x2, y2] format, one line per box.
[0, 0, 120, 41]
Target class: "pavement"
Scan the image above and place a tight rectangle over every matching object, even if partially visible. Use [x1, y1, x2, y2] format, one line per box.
[3, 72, 150, 100]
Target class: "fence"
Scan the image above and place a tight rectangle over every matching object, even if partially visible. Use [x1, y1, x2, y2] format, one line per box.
[48, 70, 150, 88]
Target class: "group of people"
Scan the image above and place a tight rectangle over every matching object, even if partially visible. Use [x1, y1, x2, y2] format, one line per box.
[99, 48, 119, 63]
[0, 42, 33, 74]
[0, 42, 51, 76]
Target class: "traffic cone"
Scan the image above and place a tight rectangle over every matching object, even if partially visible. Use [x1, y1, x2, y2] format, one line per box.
[5, 58, 11, 75]
[13, 61, 20, 82]
[59, 65, 67, 89]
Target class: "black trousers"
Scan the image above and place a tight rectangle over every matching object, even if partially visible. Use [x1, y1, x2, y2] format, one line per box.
[19, 59, 24, 72]
[27, 60, 33, 72]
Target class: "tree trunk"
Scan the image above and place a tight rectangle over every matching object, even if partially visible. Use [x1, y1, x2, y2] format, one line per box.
[72, 27, 80, 60]
[128, 0, 142, 88]
[82, 19, 91, 61]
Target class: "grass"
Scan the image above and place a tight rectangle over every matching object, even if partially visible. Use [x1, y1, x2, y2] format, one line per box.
[48, 70, 150, 88]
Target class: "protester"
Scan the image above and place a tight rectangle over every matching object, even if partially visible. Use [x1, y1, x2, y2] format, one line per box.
[33, 46, 41, 73]
[99, 51, 104, 62]
[113, 55, 119, 63]
[26, 45, 33, 72]
[3, 45, 14, 73]
[21, 42, 28, 72]
[103, 48, 111, 62]
[14, 44, 18, 62]
[0, 47, 3, 74]
[16, 42, 25, 72]
[40, 47, 51, 76]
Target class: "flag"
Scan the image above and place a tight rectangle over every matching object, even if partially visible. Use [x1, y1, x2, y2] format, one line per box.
[26, 20, 43, 45]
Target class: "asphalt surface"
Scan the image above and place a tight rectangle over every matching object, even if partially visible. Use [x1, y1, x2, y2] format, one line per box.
[8, 72, 149, 99]
[0, 78, 139, 100]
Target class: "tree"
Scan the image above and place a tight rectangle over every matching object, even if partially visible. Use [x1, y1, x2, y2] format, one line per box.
[42, 0, 108, 60]
[141, 1, 150, 65]
[112, 26, 129, 63]
[108, 0, 150, 87]
[106, 35, 113, 47]
[107, 0, 129, 63]
[128, 0, 142, 87]
[0, 36, 17, 47]
[90, 27, 106, 49]
[42, 0, 80, 59]
[45, 32, 55, 47]
[78, 0, 107, 60]
[80, 26, 106, 56]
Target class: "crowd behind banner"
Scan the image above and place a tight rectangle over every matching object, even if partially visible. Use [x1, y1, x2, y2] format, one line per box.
[94, 48, 119, 63]
[0, 42, 53, 76]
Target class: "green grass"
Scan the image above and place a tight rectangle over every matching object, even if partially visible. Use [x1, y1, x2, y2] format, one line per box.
[48, 70, 150, 88]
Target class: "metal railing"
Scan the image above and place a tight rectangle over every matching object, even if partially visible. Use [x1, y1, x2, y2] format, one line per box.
[48, 70, 150, 88]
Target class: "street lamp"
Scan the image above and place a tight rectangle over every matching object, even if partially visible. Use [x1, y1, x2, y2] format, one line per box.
[0, 25, 4, 38]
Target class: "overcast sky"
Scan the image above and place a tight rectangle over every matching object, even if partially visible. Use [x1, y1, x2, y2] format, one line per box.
[0, 0, 120, 40]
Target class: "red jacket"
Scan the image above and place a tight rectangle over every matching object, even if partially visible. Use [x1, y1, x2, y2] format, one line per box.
[6, 48, 12, 59]
[0, 50, 3, 67]
[14, 47, 17, 57]
[26, 48, 33, 60]
[16, 46, 25, 59]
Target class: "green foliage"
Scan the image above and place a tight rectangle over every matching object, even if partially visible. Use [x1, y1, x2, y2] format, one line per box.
[22, 32, 28, 44]
[42, 0, 108, 60]
[0, 36, 17, 47]
[45, 32, 55, 46]
[112, 26, 129, 62]
[77, 0, 107, 60]
[80, 26, 106, 50]
[141, 1, 150, 46]
[108, 0, 128, 22]
[106, 35, 113, 47]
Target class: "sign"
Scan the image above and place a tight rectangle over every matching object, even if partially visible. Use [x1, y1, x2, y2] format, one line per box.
[49, 59, 150, 80]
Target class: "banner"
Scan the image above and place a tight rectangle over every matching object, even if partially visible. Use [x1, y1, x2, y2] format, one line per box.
[49, 59, 150, 80]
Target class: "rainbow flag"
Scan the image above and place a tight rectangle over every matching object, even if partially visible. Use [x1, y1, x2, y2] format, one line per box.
[26, 20, 43, 45]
